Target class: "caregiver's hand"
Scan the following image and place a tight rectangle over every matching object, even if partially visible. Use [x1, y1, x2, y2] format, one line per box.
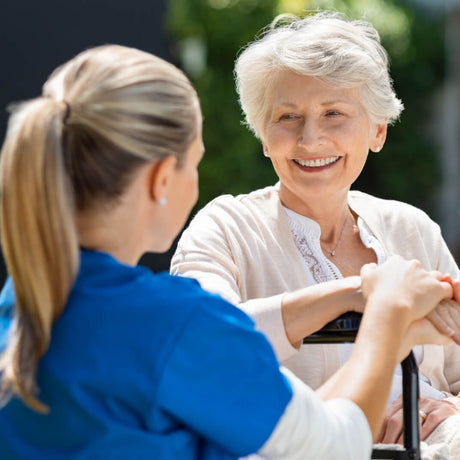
[360, 257, 453, 322]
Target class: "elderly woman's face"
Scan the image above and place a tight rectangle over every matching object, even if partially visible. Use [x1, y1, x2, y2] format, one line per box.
[263, 71, 387, 211]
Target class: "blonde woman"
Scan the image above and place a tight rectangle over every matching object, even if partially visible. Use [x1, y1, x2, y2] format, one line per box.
[0, 44, 457, 459]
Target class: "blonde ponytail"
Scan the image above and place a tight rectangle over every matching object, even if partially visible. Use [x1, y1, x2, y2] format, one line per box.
[0, 44, 199, 413]
[0, 98, 79, 412]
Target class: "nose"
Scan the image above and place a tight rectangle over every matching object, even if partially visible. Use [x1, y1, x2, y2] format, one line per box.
[298, 118, 323, 148]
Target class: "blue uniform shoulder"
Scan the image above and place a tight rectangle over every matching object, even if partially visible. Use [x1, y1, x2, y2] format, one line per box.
[147, 272, 254, 327]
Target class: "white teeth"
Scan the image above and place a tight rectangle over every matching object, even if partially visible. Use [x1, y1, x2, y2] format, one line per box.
[294, 156, 340, 167]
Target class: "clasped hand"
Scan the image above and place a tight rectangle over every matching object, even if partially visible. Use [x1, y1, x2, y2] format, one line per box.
[361, 256, 460, 444]
[360, 256, 460, 351]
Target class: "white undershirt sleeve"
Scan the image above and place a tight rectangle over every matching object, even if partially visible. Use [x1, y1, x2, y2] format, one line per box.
[258, 367, 372, 460]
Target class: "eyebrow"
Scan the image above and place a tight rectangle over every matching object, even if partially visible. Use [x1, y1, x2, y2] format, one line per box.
[274, 101, 297, 108]
[274, 99, 354, 109]
[320, 100, 354, 106]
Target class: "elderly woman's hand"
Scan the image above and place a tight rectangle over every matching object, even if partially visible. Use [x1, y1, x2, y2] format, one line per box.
[360, 257, 456, 361]
[424, 275, 460, 344]
[398, 317, 453, 364]
[378, 395, 459, 444]
[426, 298, 460, 345]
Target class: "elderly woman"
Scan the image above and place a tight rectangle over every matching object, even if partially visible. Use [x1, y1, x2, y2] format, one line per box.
[171, 11, 460, 450]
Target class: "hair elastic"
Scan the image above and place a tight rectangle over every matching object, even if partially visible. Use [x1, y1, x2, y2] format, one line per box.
[62, 100, 71, 124]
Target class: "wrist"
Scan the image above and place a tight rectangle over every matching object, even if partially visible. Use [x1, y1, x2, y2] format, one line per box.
[282, 277, 364, 344]
[357, 293, 410, 354]
[338, 276, 364, 314]
[365, 290, 412, 327]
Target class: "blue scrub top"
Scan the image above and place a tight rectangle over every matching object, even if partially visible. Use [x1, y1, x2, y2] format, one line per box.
[0, 249, 292, 459]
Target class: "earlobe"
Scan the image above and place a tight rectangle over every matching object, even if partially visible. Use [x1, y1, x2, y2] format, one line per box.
[372, 122, 388, 153]
[149, 156, 177, 205]
[262, 143, 270, 157]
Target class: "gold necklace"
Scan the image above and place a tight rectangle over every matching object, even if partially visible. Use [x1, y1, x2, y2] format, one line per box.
[322, 211, 349, 257]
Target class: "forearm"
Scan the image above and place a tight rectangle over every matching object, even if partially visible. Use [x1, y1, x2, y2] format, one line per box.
[259, 368, 372, 460]
[316, 293, 409, 439]
[240, 294, 296, 361]
[281, 276, 363, 346]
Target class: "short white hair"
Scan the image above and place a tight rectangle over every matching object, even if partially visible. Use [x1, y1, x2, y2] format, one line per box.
[235, 11, 404, 139]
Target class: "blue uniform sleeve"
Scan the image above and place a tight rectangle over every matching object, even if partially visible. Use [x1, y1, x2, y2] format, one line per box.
[156, 297, 292, 457]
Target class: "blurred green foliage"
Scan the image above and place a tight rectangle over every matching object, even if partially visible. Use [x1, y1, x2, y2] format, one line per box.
[166, 0, 445, 217]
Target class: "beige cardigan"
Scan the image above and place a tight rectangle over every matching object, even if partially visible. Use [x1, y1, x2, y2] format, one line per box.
[171, 184, 460, 397]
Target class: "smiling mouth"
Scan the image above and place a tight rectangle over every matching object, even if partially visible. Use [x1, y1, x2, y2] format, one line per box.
[293, 156, 340, 167]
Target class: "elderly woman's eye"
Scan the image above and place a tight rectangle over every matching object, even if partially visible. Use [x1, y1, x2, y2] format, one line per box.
[325, 110, 342, 117]
[279, 113, 299, 121]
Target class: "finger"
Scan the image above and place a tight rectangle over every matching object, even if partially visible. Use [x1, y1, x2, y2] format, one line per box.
[380, 408, 404, 444]
[433, 300, 460, 345]
[377, 418, 388, 443]
[439, 280, 454, 300]
[440, 273, 454, 284]
[360, 262, 377, 278]
[420, 411, 445, 440]
[385, 395, 403, 418]
[418, 397, 459, 440]
[452, 280, 460, 303]
[419, 396, 434, 409]
[427, 309, 455, 337]
[428, 270, 447, 280]
[378, 398, 402, 443]
[428, 271, 455, 298]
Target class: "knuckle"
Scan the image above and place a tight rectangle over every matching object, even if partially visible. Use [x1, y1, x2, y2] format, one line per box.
[386, 417, 401, 432]
[412, 259, 422, 269]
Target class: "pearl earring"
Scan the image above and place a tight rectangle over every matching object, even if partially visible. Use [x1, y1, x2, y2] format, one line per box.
[158, 196, 167, 206]
[375, 146, 381, 153]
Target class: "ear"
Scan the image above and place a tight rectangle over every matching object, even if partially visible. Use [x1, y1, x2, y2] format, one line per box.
[148, 156, 178, 204]
[371, 121, 388, 153]
[262, 142, 270, 157]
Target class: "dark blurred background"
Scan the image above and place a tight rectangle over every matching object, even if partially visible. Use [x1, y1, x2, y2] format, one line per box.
[0, 0, 459, 285]
[0, 0, 174, 281]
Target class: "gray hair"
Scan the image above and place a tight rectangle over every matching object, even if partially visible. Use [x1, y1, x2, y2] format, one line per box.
[235, 11, 404, 139]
